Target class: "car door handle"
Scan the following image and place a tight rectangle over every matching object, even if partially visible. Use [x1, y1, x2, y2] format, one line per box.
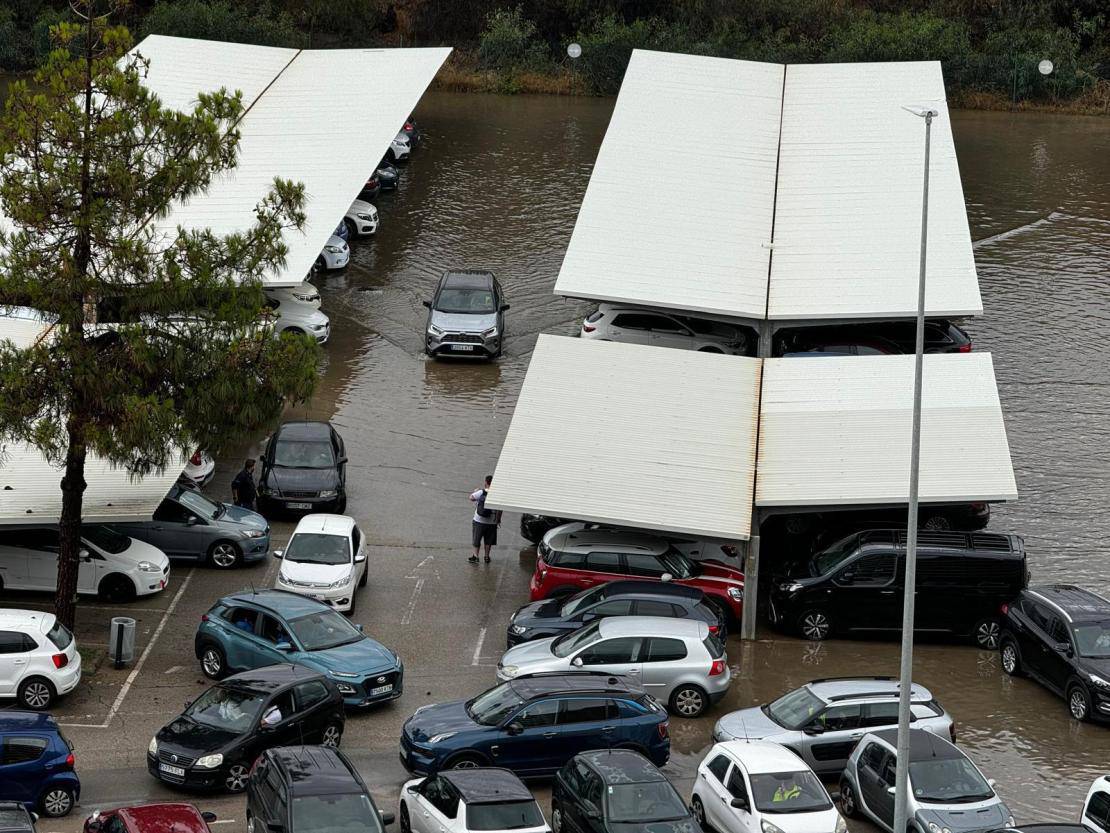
[12, 659, 26, 665]
[543, 732, 557, 738]
[625, 668, 640, 674]
[423, 813, 430, 818]
[880, 590, 895, 595]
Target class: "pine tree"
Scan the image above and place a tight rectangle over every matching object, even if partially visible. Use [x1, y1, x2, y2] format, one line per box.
[0, 2, 319, 627]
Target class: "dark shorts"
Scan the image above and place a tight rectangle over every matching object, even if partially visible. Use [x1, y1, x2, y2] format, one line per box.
[472, 521, 497, 547]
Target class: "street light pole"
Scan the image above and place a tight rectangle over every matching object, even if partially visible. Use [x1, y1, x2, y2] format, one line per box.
[893, 104, 937, 833]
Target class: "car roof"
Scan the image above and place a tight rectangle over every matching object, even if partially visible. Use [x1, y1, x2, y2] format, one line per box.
[292, 514, 356, 537]
[579, 749, 665, 783]
[0, 609, 54, 633]
[546, 525, 669, 556]
[509, 672, 645, 700]
[116, 804, 209, 833]
[870, 728, 963, 762]
[441, 768, 532, 803]
[0, 711, 59, 732]
[270, 746, 362, 796]
[223, 588, 330, 618]
[1028, 585, 1110, 622]
[222, 664, 324, 692]
[718, 740, 807, 774]
[596, 615, 705, 639]
[275, 421, 332, 441]
[442, 270, 494, 289]
[593, 580, 703, 603]
[806, 677, 933, 704]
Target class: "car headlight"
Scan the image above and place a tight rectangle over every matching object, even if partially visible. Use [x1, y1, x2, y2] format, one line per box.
[1090, 673, 1110, 690]
[138, 561, 161, 573]
[500, 665, 520, 678]
[244, 529, 266, 539]
[357, 213, 374, 221]
[148, 737, 158, 756]
[195, 753, 223, 769]
[428, 324, 444, 336]
[510, 624, 527, 635]
[429, 732, 457, 744]
[328, 575, 353, 589]
[728, 586, 744, 601]
[325, 245, 342, 254]
[336, 682, 356, 695]
[780, 581, 803, 593]
[835, 815, 847, 833]
[761, 821, 784, 833]
[293, 292, 317, 302]
[482, 327, 498, 337]
[319, 489, 338, 498]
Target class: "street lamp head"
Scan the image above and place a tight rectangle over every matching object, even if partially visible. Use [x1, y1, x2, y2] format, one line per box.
[1038, 59, 1054, 76]
[567, 42, 582, 59]
[901, 104, 940, 119]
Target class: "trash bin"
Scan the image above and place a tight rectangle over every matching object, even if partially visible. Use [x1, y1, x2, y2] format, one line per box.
[108, 617, 136, 668]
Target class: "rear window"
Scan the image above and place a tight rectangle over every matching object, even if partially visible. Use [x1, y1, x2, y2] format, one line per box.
[910, 700, 943, 719]
[551, 551, 586, 569]
[47, 622, 73, 651]
[703, 634, 724, 658]
[585, 309, 605, 323]
[466, 801, 544, 831]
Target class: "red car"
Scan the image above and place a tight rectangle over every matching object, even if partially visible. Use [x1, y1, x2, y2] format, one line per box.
[532, 526, 745, 623]
[85, 804, 215, 833]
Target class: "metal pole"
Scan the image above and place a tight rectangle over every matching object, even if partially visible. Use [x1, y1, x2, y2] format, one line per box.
[893, 108, 934, 833]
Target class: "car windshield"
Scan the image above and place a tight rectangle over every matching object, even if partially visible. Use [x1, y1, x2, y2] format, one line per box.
[274, 440, 335, 468]
[659, 548, 697, 579]
[606, 781, 689, 822]
[285, 533, 351, 565]
[47, 621, 73, 651]
[552, 621, 602, 657]
[909, 758, 994, 803]
[290, 793, 384, 833]
[185, 685, 265, 733]
[466, 682, 524, 726]
[467, 801, 545, 831]
[0, 810, 29, 830]
[82, 524, 131, 554]
[560, 586, 605, 616]
[812, 535, 860, 576]
[288, 610, 364, 651]
[436, 287, 496, 314]
[765, 686, 825, 729]
[1072, 621, 1110, 657]
[177, 489, 222, 520]
[750, 771, 832, 813]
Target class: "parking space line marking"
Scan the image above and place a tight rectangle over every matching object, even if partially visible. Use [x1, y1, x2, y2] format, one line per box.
[471, 628, 487, 666]
[164, 665, 184, 675]
[400, 577, 425, 626]
[61, 568, 195, 730]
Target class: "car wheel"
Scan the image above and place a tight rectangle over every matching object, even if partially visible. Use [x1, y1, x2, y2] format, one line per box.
[40, 787, 74, 818]
[670, 684, 708, 718]
[345, 593, 357, 616]
[246, 813, 255, 833]
[321, 722, 343, 748]
[1000, 638, 1022, 676]
[921, 514, 952, 530]
[284, 327, 306, 336]
[400, 805, 411, 833]
[839, 779, 858, 818]
[446, 753, 483, 769]
[359, 565, 368, 587]
[313, 258, 325, 273]
[99, 573, 137, 603]
[18, 677, 55, 710]
[1068, 683, 1092, 722]
[690, 795, 708, 831]
[973, 617, 1001, 649]
[200, 643, 227, 680]
[343, 218, 357, 238]
[551, 804, 563, 833]
[208, 540, 241, 569]
[336, 495, 347, 514]
[225, 763, 250, 792]
[798, 609, 831, 641]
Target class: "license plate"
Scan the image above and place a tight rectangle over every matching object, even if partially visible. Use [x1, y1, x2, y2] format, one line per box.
[451, 344, 475, 352]
[370, 684, 393, 696]
[287, 502, 311, 509]
[159, 763, 186, 777]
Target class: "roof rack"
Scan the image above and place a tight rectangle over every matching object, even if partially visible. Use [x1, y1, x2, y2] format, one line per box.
[809, 676, 895, 685]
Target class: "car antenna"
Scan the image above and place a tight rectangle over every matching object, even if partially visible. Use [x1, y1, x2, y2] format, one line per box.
[739, 712, 749, 743]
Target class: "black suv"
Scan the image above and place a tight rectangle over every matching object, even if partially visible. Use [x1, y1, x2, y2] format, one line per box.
[770, 530, 1027, 647]
[258, 421, 348, 516]
[773, 320, 972, 356]
[552, 749, 693, 833]
[247, 746, 393, 833]
[1000, 585, 1110, 722]
[148, 665, 345, 792]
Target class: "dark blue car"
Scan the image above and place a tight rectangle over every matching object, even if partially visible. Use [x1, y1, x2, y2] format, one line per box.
[400, 672, 669, 777]
[0, 712, 80, 817]
[194, 589, 403, 708]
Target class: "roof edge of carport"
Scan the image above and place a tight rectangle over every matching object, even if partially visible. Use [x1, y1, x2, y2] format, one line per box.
[768, 304, 984, 322]
[554, 289, 766, 323]
[756, 491, 1017, 508]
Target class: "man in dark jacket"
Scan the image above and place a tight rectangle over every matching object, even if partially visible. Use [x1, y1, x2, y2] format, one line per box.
[232, 458, 258, 510]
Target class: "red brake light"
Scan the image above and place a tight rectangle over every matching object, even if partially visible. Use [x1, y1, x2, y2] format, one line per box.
[658, 721, 669, 739]
[201, 614, 209, 622]
[65, 753, 75, 768]
[958, 342, 972, 353]
[1000, 603, 1009, 615]
[708, 624, 720, 635]
[582, 324, 596, 333]
[709, 659, 726, 677]
[404, 121, 414, 130]
[51, 653, 68, 669]
[189, 450, 203, 466]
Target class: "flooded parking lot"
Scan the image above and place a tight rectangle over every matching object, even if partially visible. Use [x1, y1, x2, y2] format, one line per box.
[2, 92, 1108, 829]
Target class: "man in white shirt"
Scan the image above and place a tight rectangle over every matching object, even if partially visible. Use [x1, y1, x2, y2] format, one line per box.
[469, 474, 501, 564]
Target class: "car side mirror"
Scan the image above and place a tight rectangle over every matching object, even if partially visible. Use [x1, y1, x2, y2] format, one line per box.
[987, 778, 997, 788]
[355, 554, 366, 563]
[186, 517, 198, 526]
[505, 722, 523, 736]
[422, 300, 432, 309]
[275, 641, 294, 652]
[201, 812, 218, 823]
[661, 573, 674, 582]
[500, 303, 511, 311]
[571, 656, 584, 668]
[339, 456, 348, 464]
[79, 548, 90, 560]
[804, 724, 825, 736]
[273, 549, 284, 559]
[356, 624, 364, 632]
[381, 812, 396, 827]
[30, 814, 39, 823]
[730, 798, 749, 810]
[1055, 641, 1073, 657]
[886, 786, 896, 796]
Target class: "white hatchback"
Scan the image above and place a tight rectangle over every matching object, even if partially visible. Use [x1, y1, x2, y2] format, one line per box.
[316, 234, 350, 271]
[265, 282, 321, 309]
[692, 741, 845, 833]
[274, 514, 368, 613]
[1082, 775, 1110, 833]
[0, 609, 82, 710]
[401, 769, 547, 833]
[581, 303, 750, 355]
[344, 199, 379, 237]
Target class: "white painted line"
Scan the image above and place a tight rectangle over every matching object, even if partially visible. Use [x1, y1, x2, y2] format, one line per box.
[400, 577, 425, 626]
[210, 821, 238, 825]
[60, 568, 195, 729]
[164, 665, 184, 675]
[471, 627, 487, 666]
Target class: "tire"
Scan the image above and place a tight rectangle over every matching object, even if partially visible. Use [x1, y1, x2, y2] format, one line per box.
[551, 803, 564, 833]
[99, 573, 137, 603]
[314, 258, 325, 273]
[336, 495, 347, 514]
[921, 514, 952, 530]
[39, 787, 74, 818]
[798, 609, 832, 641]
[200, 643, 227, 680]
[697, 346, 723, 353]
[358, 564, 368, 588]
[225, 763, 250, 792]
[690, 795, 708, 831]
[345, 593, 357, 617]
[207, 540, 241, 569]
[445, 752, 484, 769]
[1000, 638, 1022, 676]
[839, 779, 859, 818]
[343, 218, 357, 238]
[321, 722, 343, 748]
[284, 327, 306, 337]
[1067, 682, 1092, 722]
[18, 677, 55, 710]
[670, 684, 708, 718]
[400, 805, 411, 833]
[973, 617, 1001, 649]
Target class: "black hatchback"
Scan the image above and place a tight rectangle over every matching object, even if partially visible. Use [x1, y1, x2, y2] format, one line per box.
[507, 580, 724, 647]
[147, 665, 345, 793]
[258, 421, 348, 516]
[1000, 584, 1110, 723]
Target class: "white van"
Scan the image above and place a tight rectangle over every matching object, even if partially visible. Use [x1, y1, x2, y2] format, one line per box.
[1083, 776, 1110, 833]
[0, 609, 81, 709]
[0, 525, 170, 602]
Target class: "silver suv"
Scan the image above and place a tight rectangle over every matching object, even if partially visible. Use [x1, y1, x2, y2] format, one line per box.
[713, 676, 953, 776]
[423, 270, 508, 359]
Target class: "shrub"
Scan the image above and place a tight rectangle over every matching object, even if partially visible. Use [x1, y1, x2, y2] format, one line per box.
[824, 10, 971, 64]
[140, 0, 302, 48]
[478, 7, 550, 71]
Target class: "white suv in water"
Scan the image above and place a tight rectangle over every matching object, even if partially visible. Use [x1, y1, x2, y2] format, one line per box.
[344, 199, 379, 237]
[581, 303, 751, 354]
[0, 610, 82, 709]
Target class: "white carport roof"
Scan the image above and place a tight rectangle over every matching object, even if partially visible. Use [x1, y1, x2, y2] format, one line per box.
[487, 335, 762, 541]
[553, 51, 981, 322]
[756, 353, 1016, 506]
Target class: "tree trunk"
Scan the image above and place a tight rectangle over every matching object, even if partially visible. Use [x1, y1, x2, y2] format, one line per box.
[55, 422, 87, 629]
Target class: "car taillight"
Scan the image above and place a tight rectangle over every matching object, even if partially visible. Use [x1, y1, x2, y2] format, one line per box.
[658, 721, 669, 739]
[189, 450, 202, 466]
[201, 614, 209, 622]
[51, 653, 68, 669]
[709, 659, 726, 676]
[708, 624, 720, 635]
[958, 342, 972, 353]
[65, 753, 75, 768]
[404, 121, 414, 130]
[582, 324, 596, 333]
[1000, 603, 1009, 615]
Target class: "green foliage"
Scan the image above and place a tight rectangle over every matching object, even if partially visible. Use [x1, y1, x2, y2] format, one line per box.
[479, 7, 550, 72]
[824, 10, 971, 63]
[573, 16, 690, 94]
[140, 0, 302, 47]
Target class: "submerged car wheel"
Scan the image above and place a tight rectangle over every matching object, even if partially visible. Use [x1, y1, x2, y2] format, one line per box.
[974, 617, 1001, 649]
[1000, 639, 1022, 676]
[208, 541, 241, 569]
[798, 610, 831, 641]
[400, 806, 411, 833]
[1068, 683, 1092, 721]
[671, 684, 708, 718]
[99, 574, 137, 603]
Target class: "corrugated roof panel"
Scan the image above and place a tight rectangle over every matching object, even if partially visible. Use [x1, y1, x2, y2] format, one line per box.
[756, 353, 1016, 506]
[554, 50, 783, 319]
[487, 335, 761, 540]
[769, 61, 981, 320]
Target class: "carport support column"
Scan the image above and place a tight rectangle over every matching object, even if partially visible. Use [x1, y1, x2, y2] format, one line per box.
[740, 534, 760, 640]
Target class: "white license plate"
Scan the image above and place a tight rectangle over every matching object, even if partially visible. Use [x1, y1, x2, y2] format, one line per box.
[287, 502, 312, 509]
[370, 684, 393, 696]
[451, 344, 475, 352]
[159, 763, 186, 777]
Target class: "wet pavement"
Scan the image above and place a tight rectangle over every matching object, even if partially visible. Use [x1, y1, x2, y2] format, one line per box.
[1, 95, 1109, 830]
